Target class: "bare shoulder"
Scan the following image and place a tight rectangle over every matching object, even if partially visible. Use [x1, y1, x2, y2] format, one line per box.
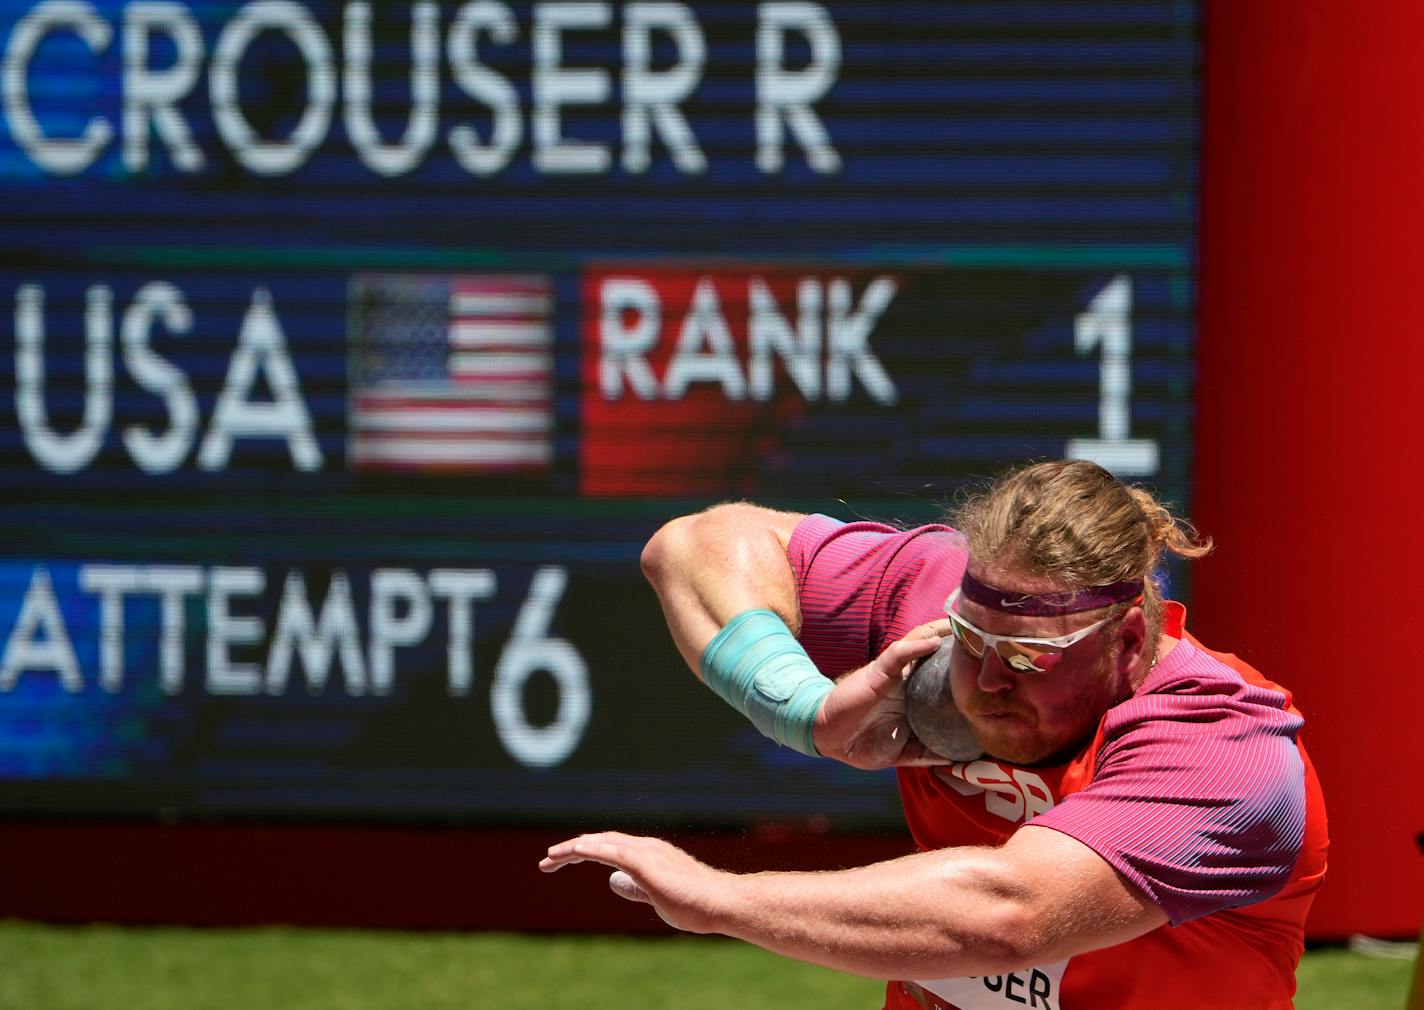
[641, 503, 809, 586]
[702, 501, 807, 547]
[660, 502, 807, 550]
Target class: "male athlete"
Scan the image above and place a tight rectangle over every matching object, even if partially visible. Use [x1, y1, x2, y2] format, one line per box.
[541, 460, 1328, 1010]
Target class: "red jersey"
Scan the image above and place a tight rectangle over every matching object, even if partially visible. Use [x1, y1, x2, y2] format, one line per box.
[788, 516, 1328, 1010]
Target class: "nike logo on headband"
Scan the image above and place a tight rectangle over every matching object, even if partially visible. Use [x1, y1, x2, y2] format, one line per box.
[961, 570, 1145, 616]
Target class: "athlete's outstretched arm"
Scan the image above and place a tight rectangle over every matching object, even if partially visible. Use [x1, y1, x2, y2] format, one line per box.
[640, 502, 807, 677]
[540, 825, 1166, 979]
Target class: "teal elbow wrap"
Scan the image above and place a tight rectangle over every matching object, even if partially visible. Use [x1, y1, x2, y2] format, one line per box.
[700, 609, 833, 758]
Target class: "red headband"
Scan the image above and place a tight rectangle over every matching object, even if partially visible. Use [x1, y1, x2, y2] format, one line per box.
[960, 570, 1144, 616]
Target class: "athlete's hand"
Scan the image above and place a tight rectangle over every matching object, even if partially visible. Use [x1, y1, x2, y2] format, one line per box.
[539, 832, 731, 934]
[812, 622, 954, 770]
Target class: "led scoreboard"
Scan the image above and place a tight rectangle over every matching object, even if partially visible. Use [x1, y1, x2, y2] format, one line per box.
[0, 2, 1199, 826]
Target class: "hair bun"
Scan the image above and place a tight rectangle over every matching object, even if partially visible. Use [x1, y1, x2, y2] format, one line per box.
[1127, 486, 1213, 560]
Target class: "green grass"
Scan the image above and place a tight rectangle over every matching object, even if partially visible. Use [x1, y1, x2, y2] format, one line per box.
[1296, 946, 1416, 1010]
[0, 922, 1413, 1010]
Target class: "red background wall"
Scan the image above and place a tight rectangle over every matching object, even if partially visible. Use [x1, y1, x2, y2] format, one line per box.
[1194, 0, 1424, 938]
[0, 822, 911, 933]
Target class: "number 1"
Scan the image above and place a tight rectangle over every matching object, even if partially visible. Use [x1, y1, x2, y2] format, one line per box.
[1064, 274, 1159, 476]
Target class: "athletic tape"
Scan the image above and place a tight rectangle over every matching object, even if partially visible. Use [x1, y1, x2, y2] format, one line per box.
[700, 609, 833, 758]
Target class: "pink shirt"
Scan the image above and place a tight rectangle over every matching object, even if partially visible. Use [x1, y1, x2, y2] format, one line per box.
[787, 514, 1308, 925]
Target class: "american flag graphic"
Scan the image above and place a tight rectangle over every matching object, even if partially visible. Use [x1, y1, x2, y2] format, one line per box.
[347, 274, 554, 472]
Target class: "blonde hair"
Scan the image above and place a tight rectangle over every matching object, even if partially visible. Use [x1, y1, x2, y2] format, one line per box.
[953, 460, 1212, 662]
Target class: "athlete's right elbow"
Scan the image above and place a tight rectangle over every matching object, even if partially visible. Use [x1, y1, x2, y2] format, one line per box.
[640, 513, 702, 589]
[641, 504, 754, 588]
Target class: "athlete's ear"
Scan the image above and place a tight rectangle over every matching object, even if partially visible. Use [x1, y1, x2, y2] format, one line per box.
[1114, 607, 1148, 679]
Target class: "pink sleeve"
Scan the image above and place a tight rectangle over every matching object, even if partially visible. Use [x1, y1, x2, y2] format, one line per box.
[786, 514, 969, 677]
[1031, 645, 1309, 925]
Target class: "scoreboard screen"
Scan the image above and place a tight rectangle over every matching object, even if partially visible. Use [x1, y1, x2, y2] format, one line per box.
[0, 1, 1198, 827]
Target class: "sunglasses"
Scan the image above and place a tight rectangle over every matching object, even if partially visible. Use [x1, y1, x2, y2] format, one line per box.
[942, 587, 1124, 674]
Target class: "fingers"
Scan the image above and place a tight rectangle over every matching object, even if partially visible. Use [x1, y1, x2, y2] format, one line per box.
[890, 623, 951, 675]
[608, 870, 651, 904]
[830, 634, 942, 710]
[904, 618, 953, 641]
[921, 618, 954, 639]
[878, 633, 942, 680]
[539, 831, 641, 873]
[890, 634, 942, 662]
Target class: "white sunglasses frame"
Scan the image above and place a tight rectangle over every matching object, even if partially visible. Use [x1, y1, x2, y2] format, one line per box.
[942, 587, 1123, 673]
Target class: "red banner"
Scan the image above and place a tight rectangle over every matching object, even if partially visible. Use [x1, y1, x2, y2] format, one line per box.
[580, 265, 899, 497]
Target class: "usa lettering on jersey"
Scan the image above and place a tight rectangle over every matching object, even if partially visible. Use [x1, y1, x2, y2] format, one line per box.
[934, 760, 1056, 824]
